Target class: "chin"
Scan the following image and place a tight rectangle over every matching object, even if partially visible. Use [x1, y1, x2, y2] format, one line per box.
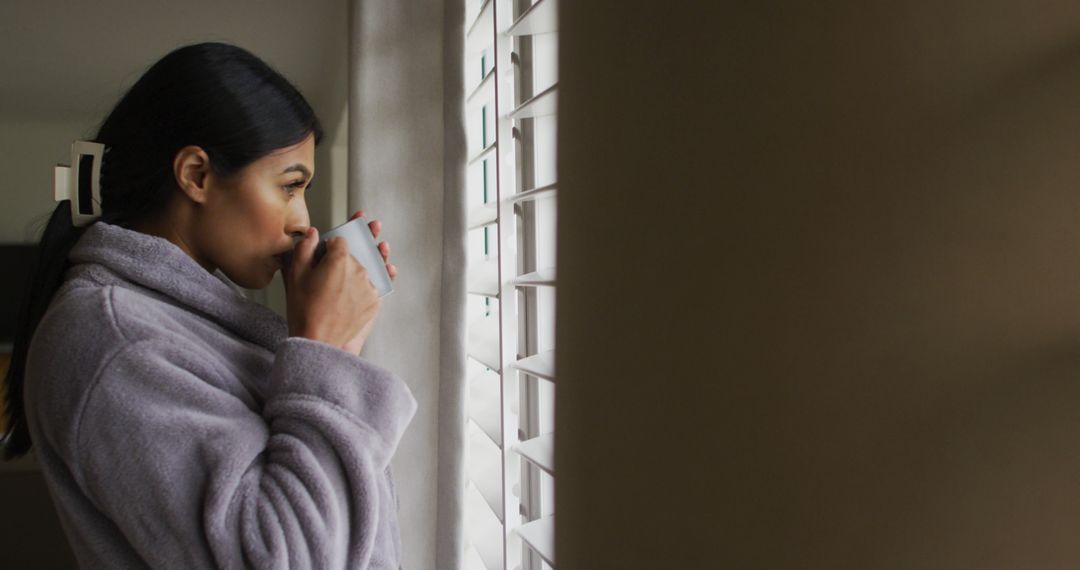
[252, 272, 277, 290]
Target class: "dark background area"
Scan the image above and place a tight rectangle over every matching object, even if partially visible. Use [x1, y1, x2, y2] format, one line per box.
[0, 472, 77, 568]
[0, 245, 38, 343]
[557, 0, 1080, 568]
[0, 245, 74, 568]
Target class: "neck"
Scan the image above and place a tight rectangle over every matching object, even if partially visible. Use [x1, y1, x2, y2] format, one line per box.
[130, 209, 216, 274]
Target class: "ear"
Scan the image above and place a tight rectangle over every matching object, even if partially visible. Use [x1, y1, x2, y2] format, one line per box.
[173, 145, 213, 204]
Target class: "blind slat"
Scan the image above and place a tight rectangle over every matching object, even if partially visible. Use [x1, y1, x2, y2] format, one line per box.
[514, 516, 555, 566]
[512, 432, 554, 475]
[464, 543, 490, 570]
[467, 422, 506, 523]
[507, 0, 558, 36]
[466, 0, 494, 40]
[509, 84, 557, 120]
[467, 202, 499, 230]
[465, 482, 505, 570]
[469, 141, 498, 166]
[467, 70, 496, 106]
[510, 267, 556, 287]
[467, 316, 501, 370]
[467, 259, 500, 298]
[509, 350, 555, 382]
[508, 183, 556, 204]
[469, 369, 509, 447]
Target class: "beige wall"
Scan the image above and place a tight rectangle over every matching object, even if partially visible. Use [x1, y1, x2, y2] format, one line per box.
[0, 118, 101, 243]
[557, 1, 1080, 568]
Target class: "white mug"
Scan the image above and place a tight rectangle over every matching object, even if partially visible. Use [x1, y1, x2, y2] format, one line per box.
[281, 216, 394, 298]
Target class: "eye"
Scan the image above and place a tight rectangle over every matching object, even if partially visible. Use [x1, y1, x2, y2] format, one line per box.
[283, 180, 307, 198]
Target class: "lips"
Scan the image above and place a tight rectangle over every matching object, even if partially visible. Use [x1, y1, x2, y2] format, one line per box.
[274, 251, 293, 269]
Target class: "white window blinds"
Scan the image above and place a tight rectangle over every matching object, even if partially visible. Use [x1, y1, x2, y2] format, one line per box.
[463, 0, 558, 568]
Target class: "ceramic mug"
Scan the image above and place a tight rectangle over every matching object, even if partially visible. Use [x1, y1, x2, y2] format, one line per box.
[281, 216, 394, 298]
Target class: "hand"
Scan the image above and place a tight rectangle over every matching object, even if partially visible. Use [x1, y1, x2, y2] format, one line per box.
[281, 217, 382, 354]
[340, 210, 396, 355]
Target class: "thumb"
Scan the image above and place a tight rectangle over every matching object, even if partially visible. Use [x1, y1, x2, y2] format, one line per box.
[292, 227, 319, 278]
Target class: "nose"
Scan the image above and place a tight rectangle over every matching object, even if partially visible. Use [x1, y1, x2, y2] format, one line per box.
[285, 200, 311, 240]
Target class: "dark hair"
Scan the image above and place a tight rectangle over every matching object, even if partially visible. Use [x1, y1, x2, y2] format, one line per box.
[0, 42, 323, 460]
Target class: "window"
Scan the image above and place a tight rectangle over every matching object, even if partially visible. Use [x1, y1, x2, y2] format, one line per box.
[463, 0, 558, 568]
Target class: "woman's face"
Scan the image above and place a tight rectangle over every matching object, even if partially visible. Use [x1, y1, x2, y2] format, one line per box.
[186, 133, 315, 290]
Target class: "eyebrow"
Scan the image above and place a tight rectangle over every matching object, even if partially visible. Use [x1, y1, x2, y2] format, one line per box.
[281, 164, 312, 179]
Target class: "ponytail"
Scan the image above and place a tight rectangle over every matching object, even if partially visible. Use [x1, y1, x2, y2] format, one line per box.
[1, 202, 96, 459]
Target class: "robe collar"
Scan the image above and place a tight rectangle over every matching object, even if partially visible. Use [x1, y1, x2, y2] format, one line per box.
[64, 220, 289, 351]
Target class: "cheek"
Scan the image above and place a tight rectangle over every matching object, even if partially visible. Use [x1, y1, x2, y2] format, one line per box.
[211, 186, 287, 254]
[248, 197, 289, 249]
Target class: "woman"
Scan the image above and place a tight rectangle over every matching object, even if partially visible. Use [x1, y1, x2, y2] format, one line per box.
[0, 42, 417, 569]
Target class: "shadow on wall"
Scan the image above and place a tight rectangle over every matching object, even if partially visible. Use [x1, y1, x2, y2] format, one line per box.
[555, 2, 1080, 567]
[716, 21, 1080, 569]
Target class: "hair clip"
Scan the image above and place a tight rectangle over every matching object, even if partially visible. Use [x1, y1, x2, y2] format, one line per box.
[54, 140, 106, 227]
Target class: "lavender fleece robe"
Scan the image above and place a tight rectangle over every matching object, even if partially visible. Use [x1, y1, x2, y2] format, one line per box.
[22, 221, 418, 569]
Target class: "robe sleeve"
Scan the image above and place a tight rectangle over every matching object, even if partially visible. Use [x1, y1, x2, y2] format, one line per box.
[71, 335, 417, 570]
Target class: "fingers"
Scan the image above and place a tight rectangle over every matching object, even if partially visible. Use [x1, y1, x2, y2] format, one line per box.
[351, 210, 381, 239]
[326, 235, 350, 258]
[376, 239, 395, 281]
[292, 227, 319, 276]
[337, 243, 375, 293]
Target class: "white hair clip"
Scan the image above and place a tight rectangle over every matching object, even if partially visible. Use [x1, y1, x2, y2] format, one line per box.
[54, 140, 106, 227]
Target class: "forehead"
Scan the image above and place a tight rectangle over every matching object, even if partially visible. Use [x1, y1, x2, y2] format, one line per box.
[255, 135, 315, 175]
